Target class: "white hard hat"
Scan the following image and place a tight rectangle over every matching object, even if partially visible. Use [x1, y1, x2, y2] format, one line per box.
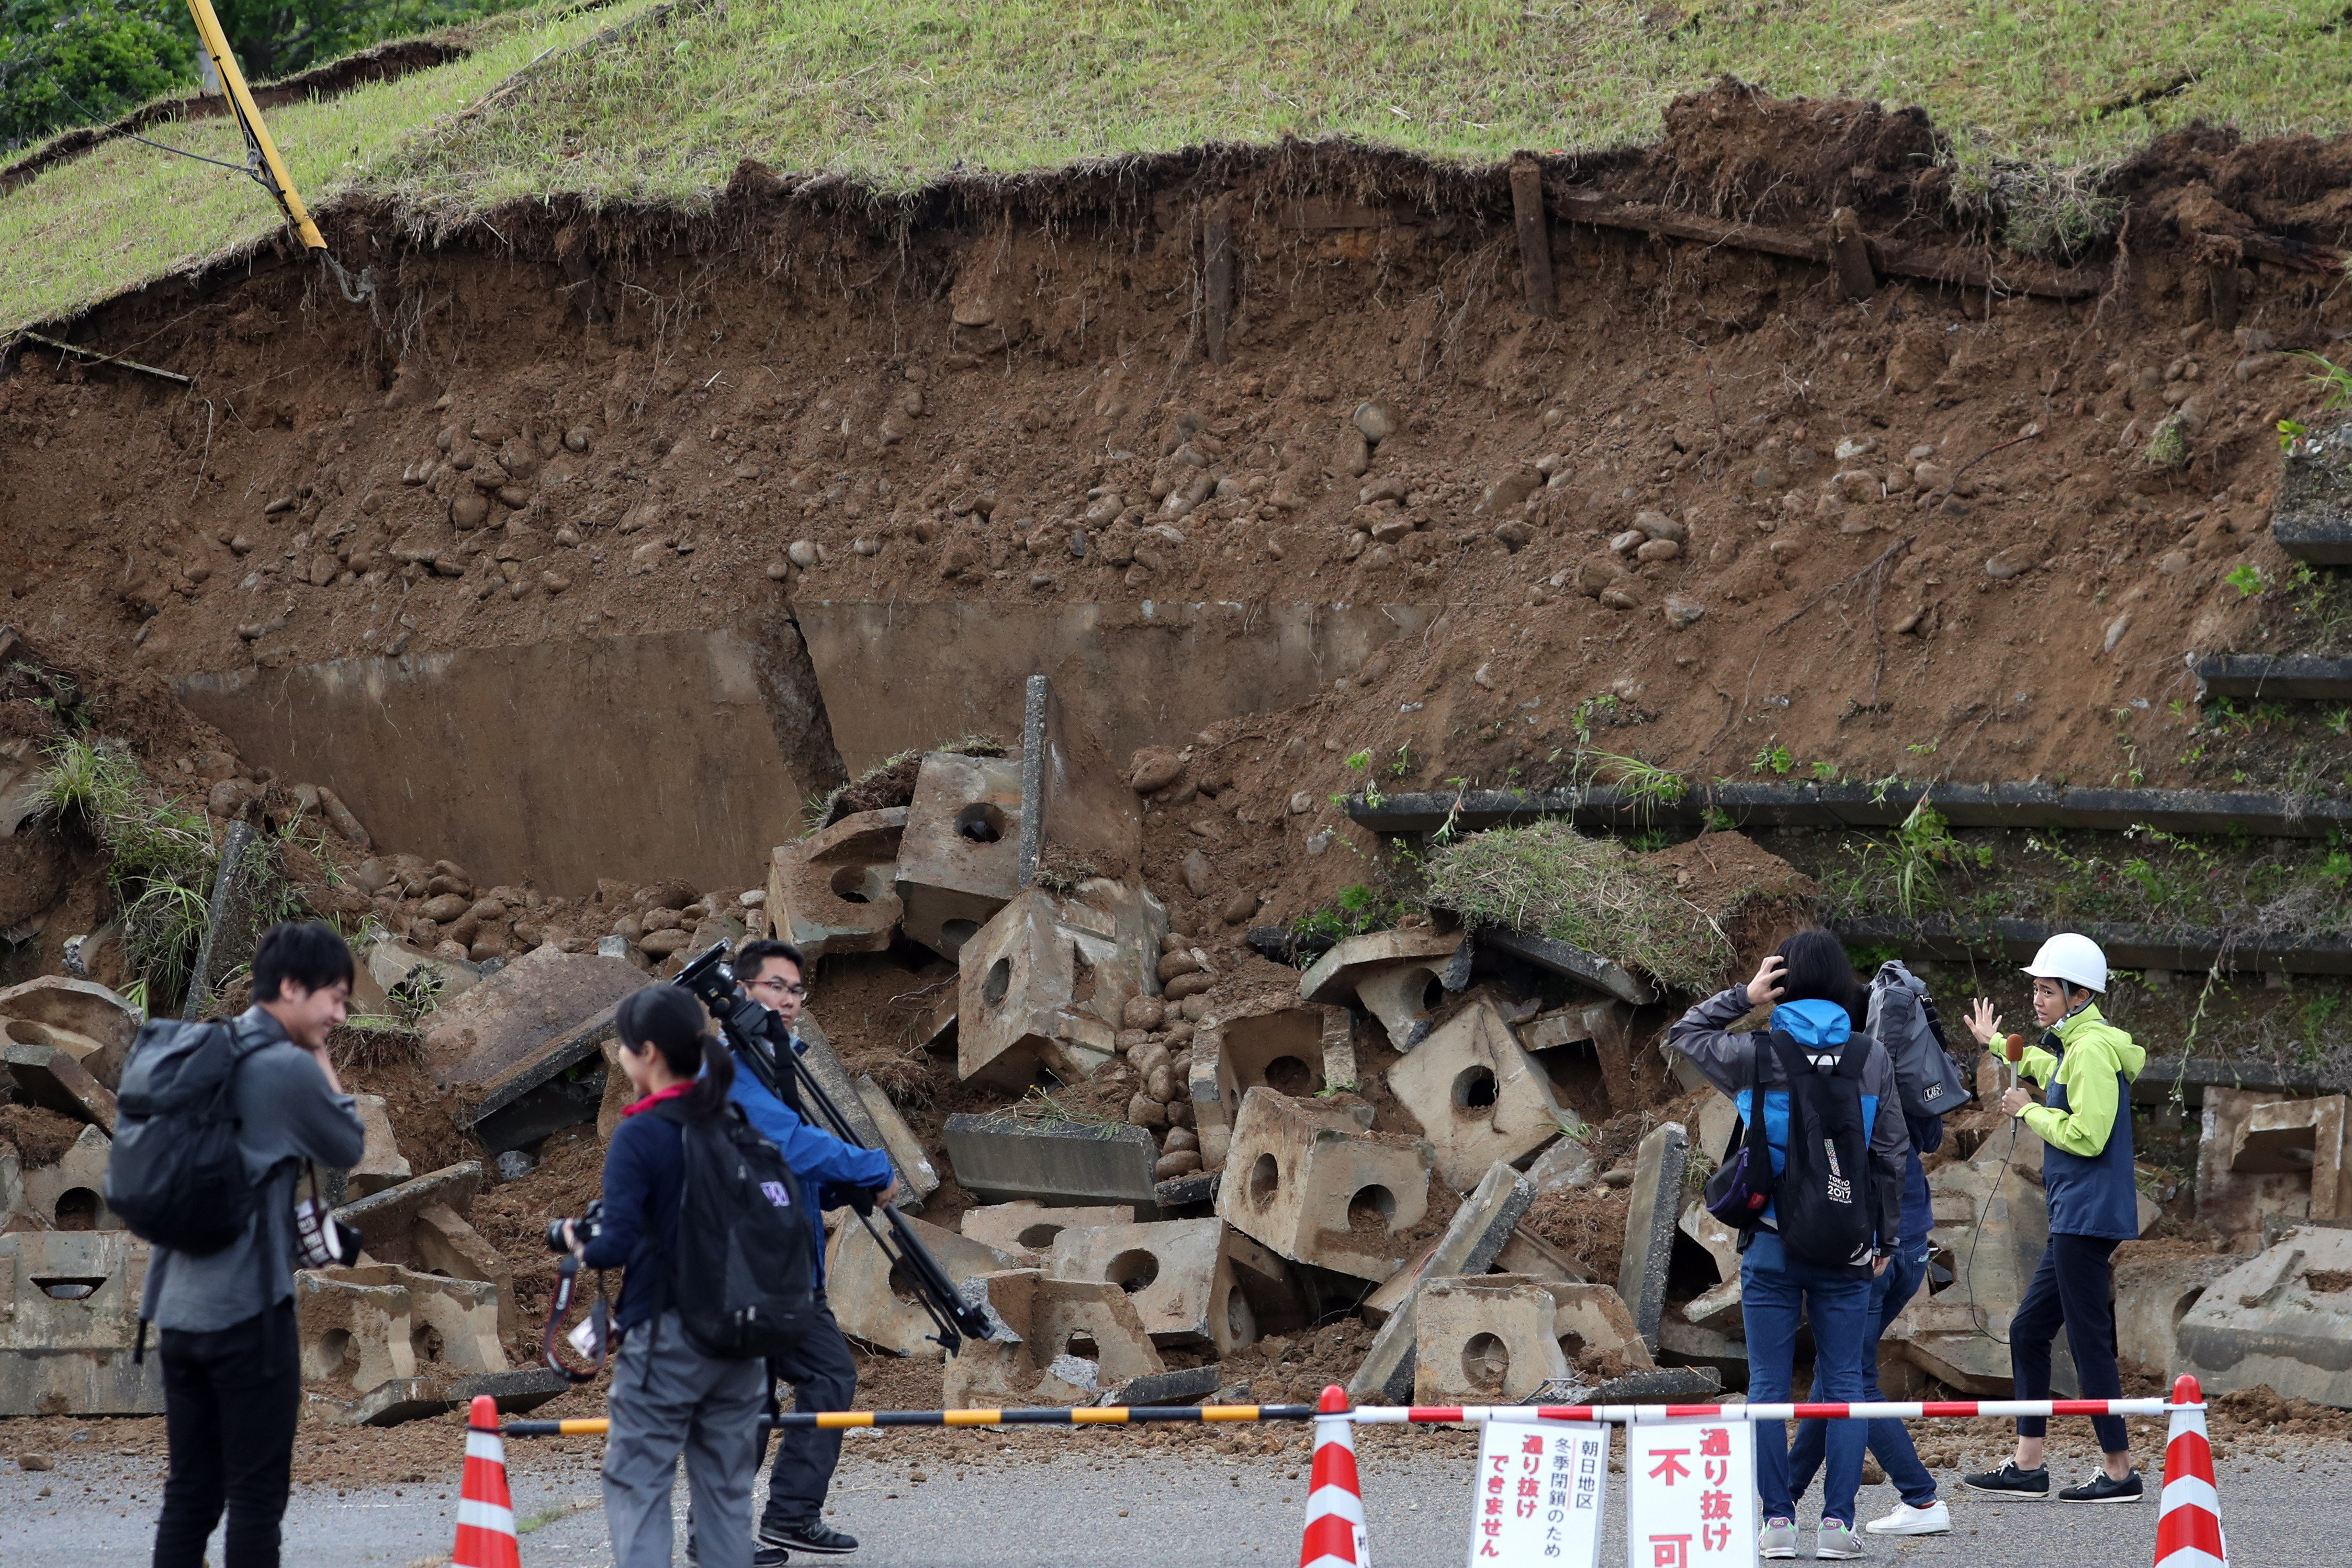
[2022, 932, 2107, 994]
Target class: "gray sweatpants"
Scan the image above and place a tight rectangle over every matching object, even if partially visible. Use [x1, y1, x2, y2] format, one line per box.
[602, 1310, 767, 1568]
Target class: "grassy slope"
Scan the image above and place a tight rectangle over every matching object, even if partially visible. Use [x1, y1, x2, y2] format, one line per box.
[8, 0, 2352, 332]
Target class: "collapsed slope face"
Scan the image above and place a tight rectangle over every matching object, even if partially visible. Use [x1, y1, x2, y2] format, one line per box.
[6, 84, 2352, 815]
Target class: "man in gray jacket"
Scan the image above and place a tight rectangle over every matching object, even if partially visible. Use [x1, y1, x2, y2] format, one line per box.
[141, 922, 367, 1568]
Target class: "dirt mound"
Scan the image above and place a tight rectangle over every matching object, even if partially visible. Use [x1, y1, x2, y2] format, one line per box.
[1627, 80, 1945, 233]
[0, 1103, 84, 1167]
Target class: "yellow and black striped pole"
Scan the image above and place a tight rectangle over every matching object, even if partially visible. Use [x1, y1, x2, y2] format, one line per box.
[180, 0, 327, 252]
[505, 1403, 1321, 1438]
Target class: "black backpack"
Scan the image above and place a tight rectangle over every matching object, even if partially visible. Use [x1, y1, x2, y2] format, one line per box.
[657, 1100, 819, 1360]
[105, 1017, 274, 1256]
[1866, 960, 1973, 1118]
[1762, 1029, 1877, 1274]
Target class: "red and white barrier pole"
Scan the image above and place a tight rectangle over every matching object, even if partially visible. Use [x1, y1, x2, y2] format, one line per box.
[1299, 1384, 1370, 1568]
[2155, 1375, 2227, 1568]
[1351, 1396, 2177, 1425]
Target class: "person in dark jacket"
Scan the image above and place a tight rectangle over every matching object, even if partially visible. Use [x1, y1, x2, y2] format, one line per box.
[145, 921, 366, 1568]
[571, 986, 763, 1568]
[1668, 930, 1910, 1562]
[1961, 933, 2149, 1504]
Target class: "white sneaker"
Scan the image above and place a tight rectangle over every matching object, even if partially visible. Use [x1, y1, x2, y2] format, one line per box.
[1864, 1499, 1951, 1535]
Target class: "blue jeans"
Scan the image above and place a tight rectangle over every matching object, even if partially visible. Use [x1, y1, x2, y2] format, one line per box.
[1740, 1231, 1875, 1528]
[1787, 1237, 1939, 1509]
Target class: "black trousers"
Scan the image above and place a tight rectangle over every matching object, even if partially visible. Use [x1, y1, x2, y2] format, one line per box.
[153, 1300, 300, 1568]
[762, 1293, 858, 1530]
[2010, 1232, 2129, 1453]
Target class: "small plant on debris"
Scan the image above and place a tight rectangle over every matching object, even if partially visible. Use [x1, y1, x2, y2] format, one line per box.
[33, 738, 216, 1009]
[1421, 819, 1732, 993]
[1585, 751, 1686, 826]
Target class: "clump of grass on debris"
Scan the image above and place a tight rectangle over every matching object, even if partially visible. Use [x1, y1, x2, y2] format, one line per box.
[1423, 818, 1730, 994]
[33, 737, 217, 1010]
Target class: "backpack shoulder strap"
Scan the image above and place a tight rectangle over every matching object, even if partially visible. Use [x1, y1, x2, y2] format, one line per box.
[1835, 1032, 1872, 1080]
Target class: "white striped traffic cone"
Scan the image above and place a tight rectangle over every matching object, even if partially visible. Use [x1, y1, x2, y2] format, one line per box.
[454, 1394, 523, 1568]
[1299, 1384, 1370, 1568]
[2153, 1375, 2227, 1568]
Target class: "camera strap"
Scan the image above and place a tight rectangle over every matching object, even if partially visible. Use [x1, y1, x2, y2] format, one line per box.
[542, 1254, 611, 1384]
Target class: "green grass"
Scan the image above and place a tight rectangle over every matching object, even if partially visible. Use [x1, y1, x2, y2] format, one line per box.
[10, 0, 2352, 331]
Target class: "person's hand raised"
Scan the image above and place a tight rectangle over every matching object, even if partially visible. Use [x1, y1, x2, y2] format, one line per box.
[1965, 998, 2004, 1049]
[1746, 954, 1786, 1009]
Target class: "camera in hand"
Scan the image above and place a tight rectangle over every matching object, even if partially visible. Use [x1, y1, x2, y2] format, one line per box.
[544, 1197, 604, 1255]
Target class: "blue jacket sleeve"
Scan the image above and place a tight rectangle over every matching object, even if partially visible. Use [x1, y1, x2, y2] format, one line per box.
[581, 1119, 650, 1271]
[726, 1052, 895, 1193]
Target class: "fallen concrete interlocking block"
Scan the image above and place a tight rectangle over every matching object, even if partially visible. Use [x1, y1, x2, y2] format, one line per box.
[959, 1200, 1135, 1262]
[828, 1212, 1016, 1359]
[1216, 1087, 1433, 1282]
[1414, 1274, 1572, 1404]
[1547, 1281, 1656, 1377]
[898, 751, 1025, 958]
[1388, 999, 1575, 1192]
[1492, 1224, 1592, 1286]
[1298, 927, 1466, 1051]
[0, 1231, 163, 1415]
[331, 1162, 517, 1341]
[0, 976, 140, 1061]
[341, 1093, 412, 1202]
[856, 1075, 940, 1203]
[1348, 1160, 1535, 1404]
[944, 1113, 1162, 1209]
[1047, 1216, 1295, 1355]
[1883, 1119, 2065, 1395]
[1478, 927, 1654, 1007]
[19, 1124, 116, 1231]
[1187, 1003, 1345, 1174]
[2199, 1088, 2348, 1251]
[767, 807, 908, 961]
[295, 1262, 567, 1426]
[942, 1268, 1167, 1407]
[429, 944, 644, 1093]
[2175, 1224, 2352, 1408]
[956, 884, 1161, 1086]
[1615, 1122, 1686, 1352]
[2113, 1251, 2241, 1382]
[1678, 1198, 1741, 1285]
[3, 1038, 115, 1133]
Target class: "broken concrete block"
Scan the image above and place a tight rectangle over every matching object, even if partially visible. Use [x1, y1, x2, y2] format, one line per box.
[2200, 1091, 2348, 1251]
[426, 944, 644, 1092]
[1216, 1087, 1433, 1282]
[855, 1075, 940, 1203]
[959, 1201, 1135, 1263]
[1414, 1274, 1571, 1404]
[1188, 1002, 1342, 1174]
[1096, 1362, 1225, 1406]
[944, 1113, 1162, 1209]
[897, 751, 1024, 958]
[829, 1212, 1016, 1359]
[1678, 1198, 1741, 1285]
[2175, 1225, 2352, 1408]
[0, 1231, 163, 1415]
[341, 1367, 572, 1428]
[1680, 1277, 1742, 1333]
[1883, 1118, 2065, 1395]
[1347, 1160, 1535, 1404]
[1388, 999, 1573, 1192]
[1298, 927, 1465, 1051]
[3, 1039, 115, 1133]
[941, 1267, 1166, 1406]
[19, 1124, 117, 1231]
[296, 1263, 562, 1425]
[1019, 674, 1145, 885]
[2113, 1251, 2240, 1381]
[364, 938, 484, 1010]
[331, 1162, 516, 1341]
[1479, 927, 1654, 1006]
[1492, 1224, 1592, 1285]
[1547, 1281, 1656, 1376]
[348, 1093, 412, 1200]
[785, 1011, 924, 1209]
[1048, 1216, 1293, 1355]
[956, 885, 1160, 1086]
[768, 807, 907, 961]
[0, 976, 140, 1058]
[1615, 1122, 1687, 1351]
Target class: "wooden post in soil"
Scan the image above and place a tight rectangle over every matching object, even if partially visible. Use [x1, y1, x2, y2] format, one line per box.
[1509, 154, 1555, 319]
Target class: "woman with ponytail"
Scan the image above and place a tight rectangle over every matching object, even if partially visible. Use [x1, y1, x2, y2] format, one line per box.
[569, 984, 764, 1568]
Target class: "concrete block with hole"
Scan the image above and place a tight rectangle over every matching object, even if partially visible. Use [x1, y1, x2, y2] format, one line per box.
[331, 1161, 519, 1340]
[942, 1267, 1166, 1406]
[943, 1113, 1162, 1209]
[1545, 1281, 1656, 1377]
[897, 752, 1025, 959]
[1414, 1274, 1571, 1404]
[2175, 1224, 2352, 1408]
[347, 1093, 412, 1201]
[1299, 927, 1465, 1051]
[1387, 999, 1574, 1192]
[0, 976, 139, 1061]
[1187, 1003, 1343, 1174]
[956, 884, 1162, 1086]
[3, 1038, 115, 1132]
[827, 1210, 1016, 1359]
[1216, 1087, 1432, 1282]
[0, 1231, 162, 1414]
[1046, 1215, 1295, 1355]
[960, 1200, 1135, 1262]
[2199, 1088, 2349, 1251]
[1347, 1160, 1535, 1403]
[18, 1123, 117, 1232]
[768, 807, 907, 960]
[293, 1263, 557, 1425]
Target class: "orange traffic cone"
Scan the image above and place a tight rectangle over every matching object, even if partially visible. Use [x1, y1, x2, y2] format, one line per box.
[454, 1394, 523, 1568]
[1299, 1384, 1369, 1568]
[2153, 1374, 2227, 1568]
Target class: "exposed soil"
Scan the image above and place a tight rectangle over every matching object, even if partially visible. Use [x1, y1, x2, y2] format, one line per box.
[0, 1104, 83, 1168]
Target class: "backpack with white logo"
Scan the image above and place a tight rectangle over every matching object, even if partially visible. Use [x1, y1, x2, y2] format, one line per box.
[1866, 960, 1974, 1119]
[1764, 1030, 1877, 1274]
[654, 1100, 817, 1359]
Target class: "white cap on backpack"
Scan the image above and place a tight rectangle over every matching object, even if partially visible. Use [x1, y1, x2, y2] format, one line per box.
[2022, 932, 2107, 994]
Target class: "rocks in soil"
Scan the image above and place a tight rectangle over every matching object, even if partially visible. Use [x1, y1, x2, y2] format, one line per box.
[1180, 849, 1213, 898]
[1129, 748, 1185, 794]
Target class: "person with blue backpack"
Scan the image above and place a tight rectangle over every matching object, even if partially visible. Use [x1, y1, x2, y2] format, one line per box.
[1670, 929, 1911, 1561]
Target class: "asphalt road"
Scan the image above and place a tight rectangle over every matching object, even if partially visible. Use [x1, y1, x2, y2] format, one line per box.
[1, 1428, 2344, 1566]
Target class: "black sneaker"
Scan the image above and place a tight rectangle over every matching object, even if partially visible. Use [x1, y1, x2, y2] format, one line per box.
[2060, 1469, 2143, 1504]
[754, 1549, 792, 1567]
[1962, 1462, 2050, 1497]
[760, 1519, 858, 1555]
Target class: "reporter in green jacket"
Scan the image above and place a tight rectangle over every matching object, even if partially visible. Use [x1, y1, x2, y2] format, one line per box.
[1957, 933, 2151, 1505]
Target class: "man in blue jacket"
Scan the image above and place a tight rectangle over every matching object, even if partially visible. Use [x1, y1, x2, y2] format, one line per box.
[725, 939, 896, 1560]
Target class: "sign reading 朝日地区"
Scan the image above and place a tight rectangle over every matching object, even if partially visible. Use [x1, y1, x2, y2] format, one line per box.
[1463, 1420, 1610, 1566]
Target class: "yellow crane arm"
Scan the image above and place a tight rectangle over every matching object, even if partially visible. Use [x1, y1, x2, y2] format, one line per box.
[182, 0, 327, 252]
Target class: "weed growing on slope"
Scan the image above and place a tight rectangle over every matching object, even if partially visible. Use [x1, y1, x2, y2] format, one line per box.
[33, 738, 216, 1008]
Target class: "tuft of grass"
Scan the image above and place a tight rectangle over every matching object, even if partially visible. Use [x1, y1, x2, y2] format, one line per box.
[1422, 818, 1731, 993]
[35, 738, 218, 1009]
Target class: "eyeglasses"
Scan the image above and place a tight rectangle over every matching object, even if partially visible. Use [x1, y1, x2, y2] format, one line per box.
[748, 978, 809, 999]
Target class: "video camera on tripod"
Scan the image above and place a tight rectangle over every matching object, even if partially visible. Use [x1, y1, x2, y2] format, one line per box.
[674, 941, 991, 1355]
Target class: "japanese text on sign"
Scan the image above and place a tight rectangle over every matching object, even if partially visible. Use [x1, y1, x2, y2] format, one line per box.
[1463, 1423, 1609, 1568]
[1623, 1417, 1755, 1568]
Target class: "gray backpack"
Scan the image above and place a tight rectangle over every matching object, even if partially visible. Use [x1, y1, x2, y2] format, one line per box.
[1865, 960, 1973, 1118]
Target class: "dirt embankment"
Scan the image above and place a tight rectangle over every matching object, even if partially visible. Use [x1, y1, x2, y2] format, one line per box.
[4, 84, 2350, 807]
